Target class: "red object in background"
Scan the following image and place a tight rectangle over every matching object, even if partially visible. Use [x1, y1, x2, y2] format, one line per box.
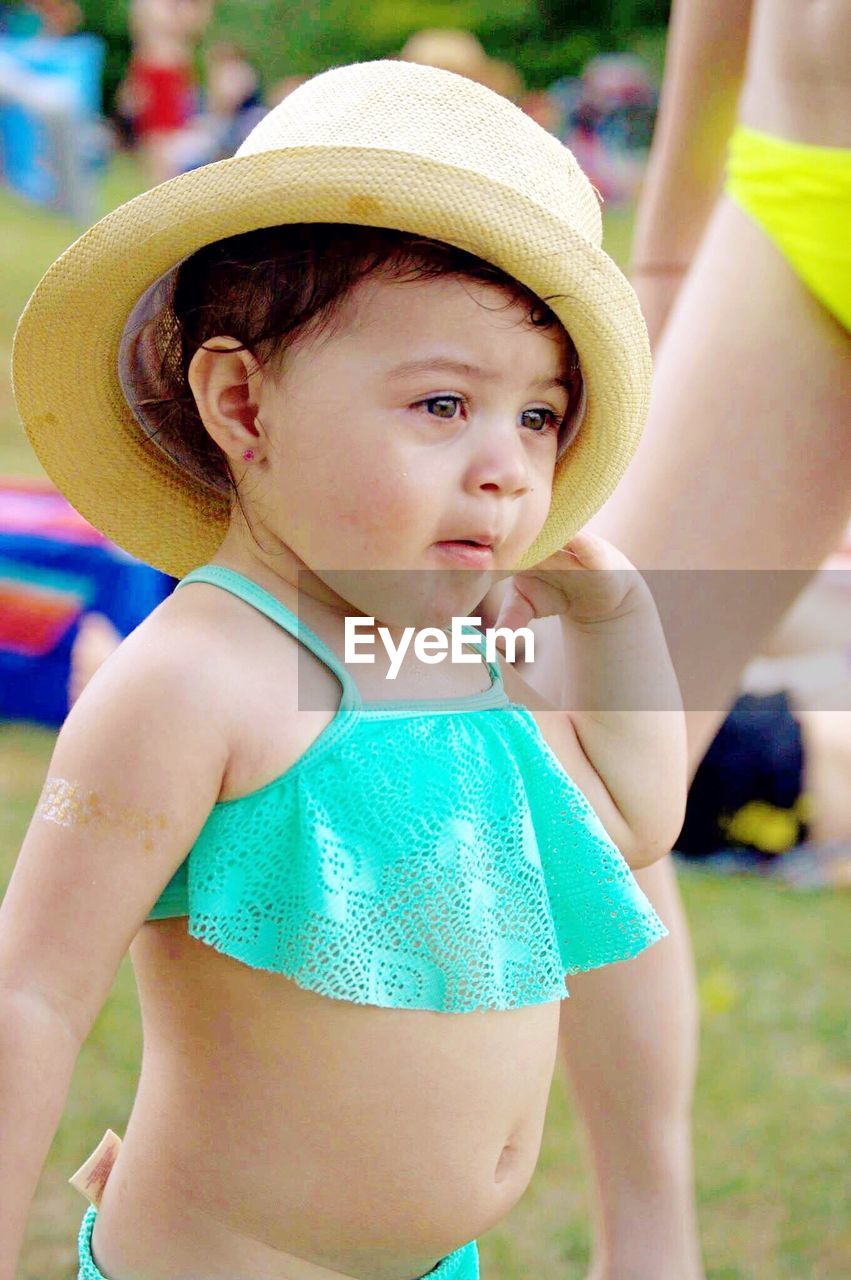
[125, 58, 195, 136]
[0, 579, 83, 657]
[1, 475, 177, 726]
[0, 479, 92, 658]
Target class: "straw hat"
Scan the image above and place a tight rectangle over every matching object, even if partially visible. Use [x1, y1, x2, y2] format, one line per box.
[13, 59, 650, 579]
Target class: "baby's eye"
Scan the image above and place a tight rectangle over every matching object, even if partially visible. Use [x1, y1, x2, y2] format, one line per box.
[417, 395, 464, 420]
[520, 407, 563, 434]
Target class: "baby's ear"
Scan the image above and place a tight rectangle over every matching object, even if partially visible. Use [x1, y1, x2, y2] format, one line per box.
[187, 337, 262, 460]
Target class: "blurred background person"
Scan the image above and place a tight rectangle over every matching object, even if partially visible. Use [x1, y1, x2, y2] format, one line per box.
[116, 0, 213, 184]
[157, 37, 265, 172]
[398, 26, 523, 103]
[555, 54, 657, 202]
[27, 0, 81, 37]
[265, 72, 309, 109]
[476, 57, 523, 104]
[398, 27, 493, 83]
[0, 0, 104, 219]
[203, 39, 263, 146]
[0, 0, 81, 37]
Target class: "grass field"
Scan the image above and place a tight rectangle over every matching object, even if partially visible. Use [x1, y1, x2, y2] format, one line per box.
[1, 160, 849, 1279]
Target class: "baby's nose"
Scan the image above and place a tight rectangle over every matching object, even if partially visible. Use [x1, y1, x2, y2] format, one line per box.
[470, 423, 531, 497]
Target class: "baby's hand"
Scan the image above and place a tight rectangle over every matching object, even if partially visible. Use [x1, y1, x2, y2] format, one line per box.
[495, 532, 646, 633]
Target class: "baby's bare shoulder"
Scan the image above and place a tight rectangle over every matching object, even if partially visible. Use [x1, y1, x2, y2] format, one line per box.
[87, 589, 228, 715]
[105, 579, 301, 715]
[104, 583, 317, 792]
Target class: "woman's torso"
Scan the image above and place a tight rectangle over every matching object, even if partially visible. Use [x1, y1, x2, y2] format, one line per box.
[91, 575, 564, 1280]
[739, 0, 851, 146]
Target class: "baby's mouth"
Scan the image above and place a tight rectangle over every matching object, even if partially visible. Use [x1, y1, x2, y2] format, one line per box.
[432, 540, 495, 566]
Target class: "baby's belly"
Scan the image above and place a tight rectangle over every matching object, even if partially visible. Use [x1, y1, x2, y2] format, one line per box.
[93, 921, 561, 1280]
[740, 0, 851, 146]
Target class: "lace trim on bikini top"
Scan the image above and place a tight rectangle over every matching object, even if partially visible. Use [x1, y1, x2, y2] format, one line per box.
[148, 565, 667, 1012]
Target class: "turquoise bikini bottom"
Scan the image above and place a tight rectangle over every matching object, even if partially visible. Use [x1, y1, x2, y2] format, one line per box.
[78, 1206, 479, 1280]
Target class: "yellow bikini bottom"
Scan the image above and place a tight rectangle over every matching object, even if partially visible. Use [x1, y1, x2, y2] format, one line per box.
[726, 125, 851, 331]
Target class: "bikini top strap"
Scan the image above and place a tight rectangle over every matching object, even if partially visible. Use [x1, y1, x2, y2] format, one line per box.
[176, 565, 360, 708]
[451, 619, 504, 691]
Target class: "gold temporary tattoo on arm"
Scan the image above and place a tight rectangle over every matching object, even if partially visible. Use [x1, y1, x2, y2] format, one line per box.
[36, 777, 168, 851]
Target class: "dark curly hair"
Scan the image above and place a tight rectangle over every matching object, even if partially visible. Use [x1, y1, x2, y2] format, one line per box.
[122, 223, 581, 496]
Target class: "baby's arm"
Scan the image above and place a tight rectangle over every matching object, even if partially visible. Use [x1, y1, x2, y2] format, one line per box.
[497, 533, 687, 868]
[0, 624, 229, 1279]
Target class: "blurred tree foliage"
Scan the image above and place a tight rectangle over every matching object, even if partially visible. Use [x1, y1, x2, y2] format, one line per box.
[70, 0, 670, 111]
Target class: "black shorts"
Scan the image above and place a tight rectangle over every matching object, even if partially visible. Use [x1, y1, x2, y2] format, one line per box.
[676, 691, 808, 856]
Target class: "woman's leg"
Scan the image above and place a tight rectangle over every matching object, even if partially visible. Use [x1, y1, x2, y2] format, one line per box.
[559, 858, 700, 1280]
[594, 195, 851, 763]
[556, 195, 851, 1279]
[800, 703, 851, 843]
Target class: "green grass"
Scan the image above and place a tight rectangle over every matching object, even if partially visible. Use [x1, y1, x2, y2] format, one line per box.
[2, 159, 850, 1278]
[1, 154, 149, 477]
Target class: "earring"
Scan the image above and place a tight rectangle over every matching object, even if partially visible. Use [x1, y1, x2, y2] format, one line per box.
[242, 449, 255, 461]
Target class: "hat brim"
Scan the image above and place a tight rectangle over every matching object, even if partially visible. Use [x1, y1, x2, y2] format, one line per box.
[13, 146, 649, 577]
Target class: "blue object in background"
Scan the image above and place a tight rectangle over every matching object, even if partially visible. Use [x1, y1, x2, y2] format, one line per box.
[0, 531, 176, 728]
[0, 32, 107, 218]
[0, 5, 43, 37]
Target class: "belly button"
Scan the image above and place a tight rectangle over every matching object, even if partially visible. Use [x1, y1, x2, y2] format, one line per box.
[494, 1142, 516, 1183]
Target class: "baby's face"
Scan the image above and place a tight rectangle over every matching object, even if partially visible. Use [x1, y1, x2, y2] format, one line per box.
[253, 274, 572, 622]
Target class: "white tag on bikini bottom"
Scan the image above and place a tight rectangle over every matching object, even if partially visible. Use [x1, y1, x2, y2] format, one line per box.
[68, 1129, 123, 1207]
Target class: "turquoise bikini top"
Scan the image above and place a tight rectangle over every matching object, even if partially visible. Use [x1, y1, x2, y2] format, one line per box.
[148, 565, 667, 1012]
